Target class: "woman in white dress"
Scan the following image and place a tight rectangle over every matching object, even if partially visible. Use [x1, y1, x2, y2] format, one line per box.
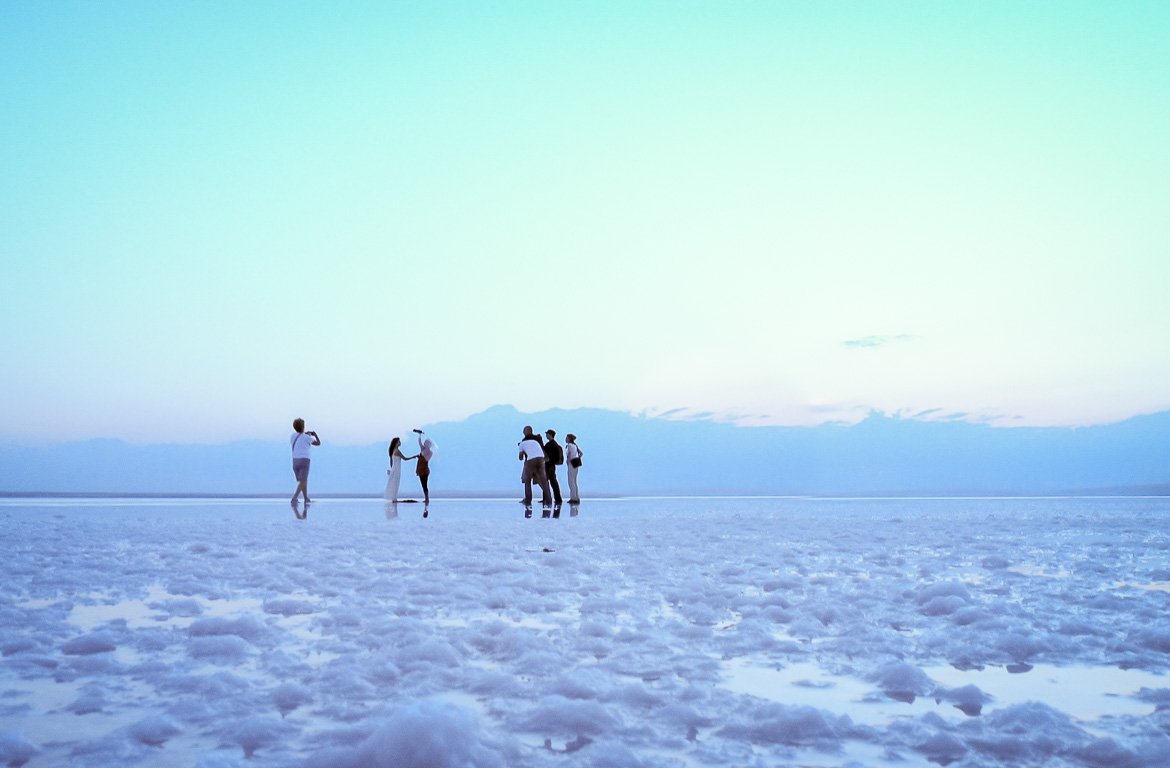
[384, 437, 415, 501]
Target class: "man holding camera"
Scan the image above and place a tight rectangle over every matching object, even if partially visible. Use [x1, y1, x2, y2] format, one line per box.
[290, 418, 321, 507]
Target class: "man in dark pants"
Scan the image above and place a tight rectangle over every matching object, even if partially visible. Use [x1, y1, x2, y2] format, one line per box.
[544, 429, 564, 516]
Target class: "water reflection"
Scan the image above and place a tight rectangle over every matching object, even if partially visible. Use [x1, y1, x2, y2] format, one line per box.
[722, 658, 1163, 725]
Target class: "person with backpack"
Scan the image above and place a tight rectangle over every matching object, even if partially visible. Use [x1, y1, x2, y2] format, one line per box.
[543, 429, 565, 516]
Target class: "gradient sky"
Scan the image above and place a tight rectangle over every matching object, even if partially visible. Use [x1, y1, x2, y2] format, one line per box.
[3, 1, 1168, 444]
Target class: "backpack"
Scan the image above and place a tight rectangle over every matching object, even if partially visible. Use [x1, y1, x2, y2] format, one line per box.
[550, 441, 564, 466]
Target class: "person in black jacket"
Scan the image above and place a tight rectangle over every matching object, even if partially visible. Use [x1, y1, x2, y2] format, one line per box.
[543, 429, 565, 515]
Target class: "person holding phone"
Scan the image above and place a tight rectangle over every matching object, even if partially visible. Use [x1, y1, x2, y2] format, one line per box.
[414, 429, 435, 516]
[290, 418, 321, 507]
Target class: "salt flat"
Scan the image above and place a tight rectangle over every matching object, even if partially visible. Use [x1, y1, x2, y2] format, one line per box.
[2, 496, 1168, 767]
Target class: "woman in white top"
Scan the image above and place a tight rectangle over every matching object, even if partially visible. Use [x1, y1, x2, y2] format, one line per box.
[383, 437, 416, 502]
[565, 433, 583, 504]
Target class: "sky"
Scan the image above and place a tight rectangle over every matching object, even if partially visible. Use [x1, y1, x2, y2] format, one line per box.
[2, 1, 1168, 445]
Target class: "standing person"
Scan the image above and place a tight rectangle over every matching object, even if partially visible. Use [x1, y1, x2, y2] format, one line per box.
[565, 433, 583, 508]
[518, 425, 551, 518]
[414, 429, 435, 516]
[383, 437, 415, 502]
[290, 418, 321, 507]
[544, 429, 565, 516]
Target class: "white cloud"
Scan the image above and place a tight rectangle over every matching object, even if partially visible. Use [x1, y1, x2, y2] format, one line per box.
[842, 334, 919, 350]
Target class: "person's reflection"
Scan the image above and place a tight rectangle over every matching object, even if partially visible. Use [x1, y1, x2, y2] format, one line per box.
[384, 501, 399, 520]
[569, 502, 580, 518]
[292, 500, 308, 520]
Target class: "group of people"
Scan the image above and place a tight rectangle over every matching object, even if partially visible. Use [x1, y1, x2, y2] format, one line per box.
[517, 425, 582, 518]
[288, 418, 583, 519]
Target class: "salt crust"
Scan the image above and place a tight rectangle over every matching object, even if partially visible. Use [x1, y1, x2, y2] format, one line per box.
[1, 496, 1168, 767]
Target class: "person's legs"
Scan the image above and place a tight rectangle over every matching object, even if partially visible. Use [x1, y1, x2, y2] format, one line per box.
[522, 460, 535, 506]
[536, 464, 551, 515]
[422, 474, 430, 517]
[547, 464, 562, 506]
[567, 465, 580, 503]
[292, 459, 310, 503]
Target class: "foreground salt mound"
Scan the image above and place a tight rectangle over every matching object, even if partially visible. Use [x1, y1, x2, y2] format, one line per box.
[129, 715, 182, 747]
[62, 630, 118, 656]
[304, 700, 511, 768]
[0, 731, 38, 767]
[716, 702, 864, 747]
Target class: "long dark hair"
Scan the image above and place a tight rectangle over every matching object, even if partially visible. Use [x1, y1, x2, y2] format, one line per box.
[388, 437, 401, 456]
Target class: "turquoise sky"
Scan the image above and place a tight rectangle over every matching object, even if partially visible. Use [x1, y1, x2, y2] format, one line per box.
[2, 2, 1168, 444]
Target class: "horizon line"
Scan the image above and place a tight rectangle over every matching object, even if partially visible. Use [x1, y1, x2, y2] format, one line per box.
[3, 491, 1168, 501]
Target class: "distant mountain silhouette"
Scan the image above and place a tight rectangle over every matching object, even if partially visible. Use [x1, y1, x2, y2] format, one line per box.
[3, 404, 1169, 496]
